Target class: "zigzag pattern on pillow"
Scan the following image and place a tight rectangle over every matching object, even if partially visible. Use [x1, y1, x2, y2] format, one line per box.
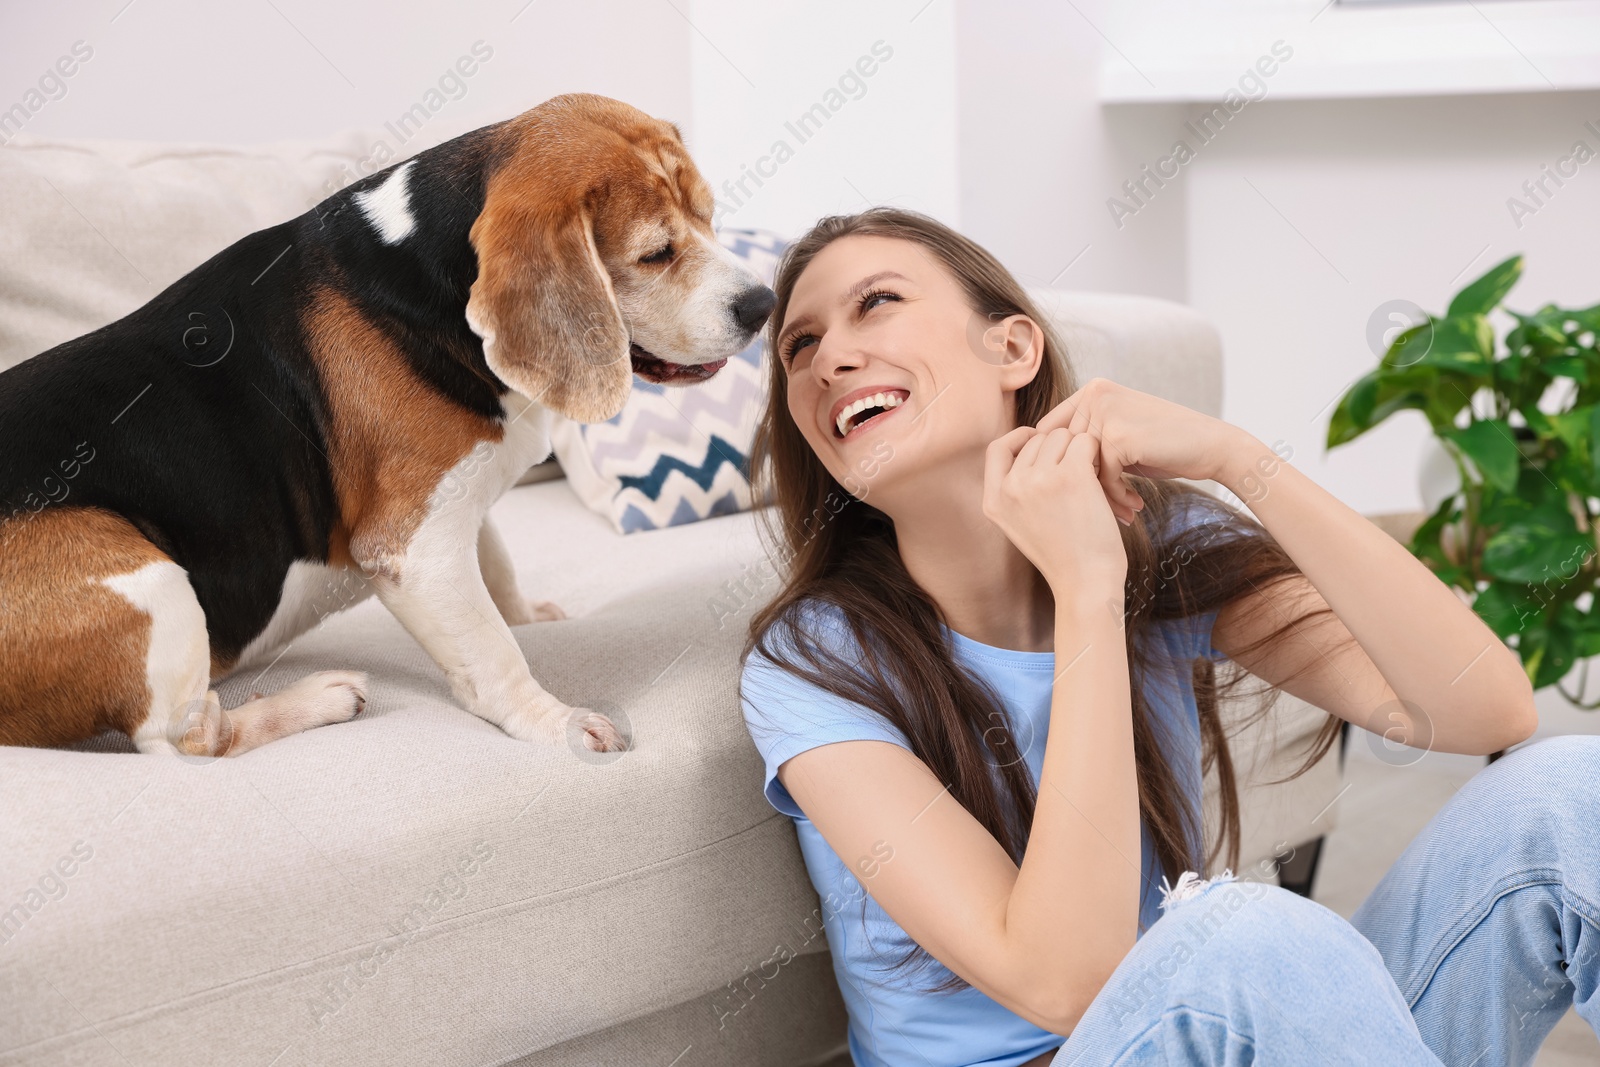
[549, 228, 789, 534]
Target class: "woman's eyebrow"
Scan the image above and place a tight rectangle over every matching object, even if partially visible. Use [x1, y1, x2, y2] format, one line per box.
[777, 270, 912, 351]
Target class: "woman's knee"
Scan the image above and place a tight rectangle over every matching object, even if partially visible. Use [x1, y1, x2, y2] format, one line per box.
[1157, 876, 1344, 951]
[1496, 733, 1600, 781]
[1081, 877, 1431, 1062]
[1124, 875, 1370, 993]
[1454, 734, 1600, 831]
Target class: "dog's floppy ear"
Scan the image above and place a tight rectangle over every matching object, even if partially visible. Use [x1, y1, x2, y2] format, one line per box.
[465, 191, 633, 423]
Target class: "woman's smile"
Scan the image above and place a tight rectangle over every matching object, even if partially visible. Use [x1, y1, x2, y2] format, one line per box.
[837, 395, 907, 443]
[832, 386, 912, 442]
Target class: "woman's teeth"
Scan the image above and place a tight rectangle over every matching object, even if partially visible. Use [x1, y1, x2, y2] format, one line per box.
[836, 391, 908, 438]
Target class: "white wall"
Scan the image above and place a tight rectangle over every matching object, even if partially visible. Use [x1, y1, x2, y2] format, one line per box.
[0, 0, 692, 151]
[953, 1, 1189, 303]
[1183, 90, 1600, 515]
[683, 0, 959, 240]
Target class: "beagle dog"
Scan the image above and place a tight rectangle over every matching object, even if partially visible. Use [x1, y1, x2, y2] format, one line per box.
[0, 93, 775, 757]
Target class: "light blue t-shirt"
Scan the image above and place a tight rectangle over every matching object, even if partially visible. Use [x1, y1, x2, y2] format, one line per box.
[739, 599, 1227, 1067]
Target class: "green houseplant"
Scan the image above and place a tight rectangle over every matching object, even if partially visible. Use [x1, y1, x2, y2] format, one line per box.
[1328, 255, 1600, 707]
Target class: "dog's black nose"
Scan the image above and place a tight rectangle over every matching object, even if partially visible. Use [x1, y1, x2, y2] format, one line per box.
[732, 285, 777, 333]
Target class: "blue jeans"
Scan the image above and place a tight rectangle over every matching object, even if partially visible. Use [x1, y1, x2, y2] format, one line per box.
[1048, 734, 1600, 1066]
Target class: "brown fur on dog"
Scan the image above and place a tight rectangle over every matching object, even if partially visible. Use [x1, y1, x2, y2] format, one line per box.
[307, 286, 504, 579]
[0, 506, 167, 747]
[467, 96, 722, 423]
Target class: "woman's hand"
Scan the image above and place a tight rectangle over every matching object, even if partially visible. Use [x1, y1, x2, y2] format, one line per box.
[1033, 378, 1243, 514]
[983, 425, 1128, 597]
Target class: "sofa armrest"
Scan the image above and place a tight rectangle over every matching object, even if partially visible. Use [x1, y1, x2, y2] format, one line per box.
[1025, 288, 1224, 420]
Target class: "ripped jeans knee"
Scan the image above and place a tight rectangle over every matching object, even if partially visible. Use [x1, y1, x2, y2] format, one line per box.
[1055, 869, 1440, 1066]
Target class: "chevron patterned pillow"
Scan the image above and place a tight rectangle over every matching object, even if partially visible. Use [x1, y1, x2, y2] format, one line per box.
[547, 227, 790, 534]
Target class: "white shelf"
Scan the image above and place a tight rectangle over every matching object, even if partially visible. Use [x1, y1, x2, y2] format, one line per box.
[1098, 0, 1600, 103]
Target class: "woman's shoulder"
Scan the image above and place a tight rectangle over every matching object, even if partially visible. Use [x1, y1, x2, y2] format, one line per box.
[742, 596, 857, 673]
[738, 597, 912, 819]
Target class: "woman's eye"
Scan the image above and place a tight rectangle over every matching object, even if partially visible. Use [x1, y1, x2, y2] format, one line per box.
[640, 243, 674, 264]
[781, 288, 900, 365]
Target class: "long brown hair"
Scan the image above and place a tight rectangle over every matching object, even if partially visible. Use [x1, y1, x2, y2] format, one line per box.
[740, 206, 1346, 994]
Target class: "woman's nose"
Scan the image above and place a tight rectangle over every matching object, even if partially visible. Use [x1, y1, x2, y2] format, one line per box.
[811, 337, 860, 380]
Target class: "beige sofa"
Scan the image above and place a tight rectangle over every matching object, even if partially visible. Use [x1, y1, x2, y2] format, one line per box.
[0, 131, 1348, 1067]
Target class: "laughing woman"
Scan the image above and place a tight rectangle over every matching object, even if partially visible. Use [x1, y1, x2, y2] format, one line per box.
[737, 206, 1600, 1066]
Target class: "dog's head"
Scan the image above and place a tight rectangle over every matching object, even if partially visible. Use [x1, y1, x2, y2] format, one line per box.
[465, 94, 775, 423]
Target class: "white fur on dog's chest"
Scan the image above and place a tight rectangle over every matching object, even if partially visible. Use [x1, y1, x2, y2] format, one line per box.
[493, 392, 556, 487]
[419, 392, 553, 525]
[232, 395, 553, 674]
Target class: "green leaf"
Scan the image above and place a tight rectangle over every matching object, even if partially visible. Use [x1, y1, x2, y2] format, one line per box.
[1383, 322, 1435, 370]
[1421, 370, 1480, 433]
[1446, 420, 1521, 493]
[1472, 581, 1545, 638]
[1326, 370, 1378, 448]
[1547, 448, 1600, 497]
[1481, 508, 1593, 584]
[1557, 599, 1600, 658]
[1345, 368, 1379, 429]
[1547, 405, 1595, 452]
[1544, 355, 1590, 384]
[1419, 315, 1496, 374]
[1406, 494, 1464, 577]
[1495, 352, 1532, 391]
[1539, 406, 1600, 491]
[1330, 360, 1455, 447]
[1590, 407, 1600, 472]
[1567, 302, 1600, 335]
[1510, 307, 1570, 351]
[1447, 254, 1523, 318]
[1520, 406, 1555, 438]
[1521, 620, 1578, 689]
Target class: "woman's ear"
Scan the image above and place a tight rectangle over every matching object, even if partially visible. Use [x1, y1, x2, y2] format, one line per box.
[465, 192, 634, 423]
[988, 314, 1046, 392]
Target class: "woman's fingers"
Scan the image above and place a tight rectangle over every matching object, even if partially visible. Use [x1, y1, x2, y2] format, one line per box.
[1036, 426, 1073, 465]
[1016, 427, 1050, 466]
[984, 426, 1039, 512]
[995, 425, 1037, 458]
[1056, 428, 1140, 525]
[1064, 428, 1103, 478]
[1094, 442, 1131, 510]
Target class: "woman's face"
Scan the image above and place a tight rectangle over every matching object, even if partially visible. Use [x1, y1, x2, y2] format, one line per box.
[775, 234, 1043, 504]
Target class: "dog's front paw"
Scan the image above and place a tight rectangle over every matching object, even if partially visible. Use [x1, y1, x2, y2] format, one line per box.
[526, 598, 566, 622]
[499, 703, 627, 751]
[270, 670, 369, 726]
[499, 597, 566, 626]
[566, 706, 626, 752]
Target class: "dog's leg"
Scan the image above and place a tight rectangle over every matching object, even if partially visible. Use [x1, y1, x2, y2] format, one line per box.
[110, 561, 368, 757]
[364, 528, 624, 752]
[477, 517, 565, 626]
[0, 506, 364, 755]
[148, 674, 368, 758]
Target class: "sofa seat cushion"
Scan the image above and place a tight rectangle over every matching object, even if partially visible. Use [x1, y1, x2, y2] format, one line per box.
[0, 482, 833, 1066]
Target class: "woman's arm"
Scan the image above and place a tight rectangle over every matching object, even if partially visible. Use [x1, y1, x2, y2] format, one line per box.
[776, 593, 1139, 1035]
[1208, 429, 1538, 755]
[1002, 595, 1141, 1024]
